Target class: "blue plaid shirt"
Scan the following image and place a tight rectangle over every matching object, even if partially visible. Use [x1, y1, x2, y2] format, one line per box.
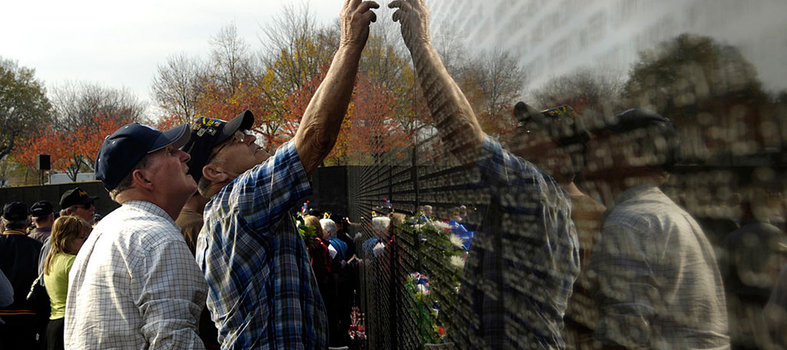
[196, 141, 328, 349]
[455, 136, 580, 349]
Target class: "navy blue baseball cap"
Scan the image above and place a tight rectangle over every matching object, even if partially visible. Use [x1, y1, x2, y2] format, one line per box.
[595, 108, 679, 170]
[600, 108, 675, 134]
[95, 123, 191, 191]
[182, 110, 254, 183]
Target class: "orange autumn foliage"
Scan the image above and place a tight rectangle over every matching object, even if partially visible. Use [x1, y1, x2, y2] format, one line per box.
[12, 116, 130, 180]
[276, 69, 408, 165]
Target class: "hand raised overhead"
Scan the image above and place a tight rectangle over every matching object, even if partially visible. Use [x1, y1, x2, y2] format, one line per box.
[340, 0, 380, 49]
[389, 0, 431, 49]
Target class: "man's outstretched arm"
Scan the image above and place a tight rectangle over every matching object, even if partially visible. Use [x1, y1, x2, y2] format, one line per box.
[294, 0, 379, 174]
[390, 0, 485, 163]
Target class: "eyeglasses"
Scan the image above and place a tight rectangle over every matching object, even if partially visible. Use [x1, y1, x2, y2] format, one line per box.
[209, 130, 253, 159]
[229, 130, 251, 144]
[76, 203, 94, 210]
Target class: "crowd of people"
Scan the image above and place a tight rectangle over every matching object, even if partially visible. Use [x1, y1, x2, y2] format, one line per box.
[0, 187, 99, 350]
[1, 0, 786, 349]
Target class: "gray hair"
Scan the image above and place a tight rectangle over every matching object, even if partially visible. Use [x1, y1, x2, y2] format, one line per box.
[320, 218, 337, 238]
[109, 154, 153, 202]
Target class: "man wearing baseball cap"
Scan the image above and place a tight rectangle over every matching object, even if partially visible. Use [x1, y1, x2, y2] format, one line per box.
[29, 201, 55, 243]
[64, 123, 208, 349]
[59, 187, 98, 224]
[583, 109, 729, 348]
[511, 103, 607, 349]
[181, 0, 379, 347]
[0, 202, 44, 349]
[390, 2, 580, 347]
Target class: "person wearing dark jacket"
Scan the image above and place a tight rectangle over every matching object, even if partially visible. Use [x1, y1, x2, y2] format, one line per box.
[0, 202, 46, 349]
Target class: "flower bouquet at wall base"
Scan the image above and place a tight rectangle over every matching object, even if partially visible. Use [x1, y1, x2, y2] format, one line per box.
[405, 272, 447, 344]
[407, 215, 468, 275]
[401, 212, 469, 346]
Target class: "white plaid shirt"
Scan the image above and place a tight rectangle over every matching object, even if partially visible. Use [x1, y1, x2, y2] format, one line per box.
[589, 185, 729, 349]
[65, 201, 208, 349]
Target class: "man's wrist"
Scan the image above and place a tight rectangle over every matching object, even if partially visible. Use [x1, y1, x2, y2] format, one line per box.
[338, 40, 366, 54]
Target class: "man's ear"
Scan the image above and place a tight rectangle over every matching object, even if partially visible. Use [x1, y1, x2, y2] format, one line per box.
[131, 168, 155, 191]
[202, 163, 230, 184]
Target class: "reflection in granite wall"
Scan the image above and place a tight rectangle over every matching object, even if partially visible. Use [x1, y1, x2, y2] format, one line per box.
[345, 1, 787, 349]
[427, 0, 787, 93]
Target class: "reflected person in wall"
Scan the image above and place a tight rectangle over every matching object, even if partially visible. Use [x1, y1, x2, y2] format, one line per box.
[583, 109, 729, 349]
[391, 1, 580, 348]
[511, 102, 607, 348]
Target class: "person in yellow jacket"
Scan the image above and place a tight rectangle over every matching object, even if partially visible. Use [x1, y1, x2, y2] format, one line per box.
[42, 216, 92, 350]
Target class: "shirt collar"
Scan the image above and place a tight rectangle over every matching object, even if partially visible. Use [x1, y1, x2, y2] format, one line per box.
[2, 230, 27, 236]
[603, 184, 662, 218]
[122, 200, 177, 224]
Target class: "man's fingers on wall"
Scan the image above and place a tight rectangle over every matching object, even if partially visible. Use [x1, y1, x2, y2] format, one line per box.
[364, 10, 378, 23]
[358, 1, 380, 12]
[392, 10, 401, 23]
[388, 0, 411, 11]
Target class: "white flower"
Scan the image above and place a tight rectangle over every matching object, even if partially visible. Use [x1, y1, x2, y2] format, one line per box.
[431, 220, 452, 231]
[449, 234, 464, 249]
[372, 216, 391, 233]
[417, 284, 430, 295]
[449, 255, 465, 269]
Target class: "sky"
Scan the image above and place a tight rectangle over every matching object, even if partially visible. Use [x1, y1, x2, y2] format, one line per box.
[1, 0, 346, 115]
[3, 0, 786, 119]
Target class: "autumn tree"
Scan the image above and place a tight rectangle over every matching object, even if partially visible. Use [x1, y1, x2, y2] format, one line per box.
[276, 65, 328, 148]
[192, 24, 280, 153]
[50, 82, 146, 130]
[624, 34, 767, 117]
[450, 50, 525, 139]
[152, 54, 205, 124]
[209, 24, 260, 96]
[346, 73, 408, 162]
[623, 33, 771, 161]
[0, 57, 53, 162]
[27, 82, 144, 179]
[275, 63, 407, 165]
[255, 5, 340, 149]
[359, 30, 419, 137]
[152, 25, 264, 128]
[196, 77, 266, 132]
[13, 117, 128, 181]
[259, 3, 338, 92]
